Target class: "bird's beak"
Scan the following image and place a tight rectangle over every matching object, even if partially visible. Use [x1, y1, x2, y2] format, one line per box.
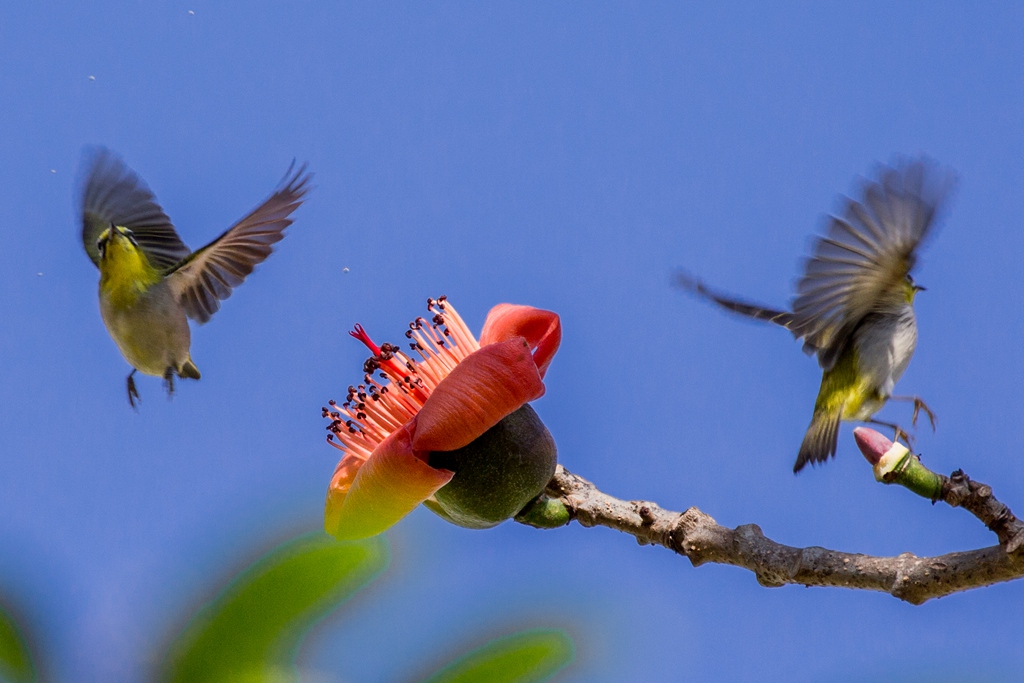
[915, 284, 927, 292]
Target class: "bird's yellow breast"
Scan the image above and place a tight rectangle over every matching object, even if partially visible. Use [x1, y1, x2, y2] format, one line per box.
[98, 233, 162, 309]
[814, 344, 880, 419]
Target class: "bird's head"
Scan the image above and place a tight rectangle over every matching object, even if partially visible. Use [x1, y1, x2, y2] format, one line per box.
[96, 224, 159, 303]
[903, 274, 926, 304]
[96, 224, 140, 262]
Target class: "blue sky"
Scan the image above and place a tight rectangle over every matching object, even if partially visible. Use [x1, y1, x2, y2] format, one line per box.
[1, 2, 1023, 681]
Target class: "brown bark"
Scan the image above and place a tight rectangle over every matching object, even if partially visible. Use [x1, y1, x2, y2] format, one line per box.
[526, 465, 1024, 604]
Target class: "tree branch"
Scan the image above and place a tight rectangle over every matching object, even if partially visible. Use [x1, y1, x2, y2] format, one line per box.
[941, 469, 1024, 554]
[520, 465, 1024, 604]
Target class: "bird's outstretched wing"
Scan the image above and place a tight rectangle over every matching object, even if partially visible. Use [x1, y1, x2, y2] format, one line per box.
[80, 147, 191, 270]
[674, 271, 795, 328]
[790, 159, 955, 370]
[166, 163, 312, 324]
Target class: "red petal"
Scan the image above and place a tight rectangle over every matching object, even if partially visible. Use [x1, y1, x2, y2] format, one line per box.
[479, 304, 561, 378]
[412, 338, 545, 452]
[325, 421, 453, 540]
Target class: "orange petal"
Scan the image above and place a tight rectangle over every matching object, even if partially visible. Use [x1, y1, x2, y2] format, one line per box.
[325, 421, 453, 540]
[324, 453, 366, 522]
[478, 304, 561, 378]
[412, 338, 545, 452]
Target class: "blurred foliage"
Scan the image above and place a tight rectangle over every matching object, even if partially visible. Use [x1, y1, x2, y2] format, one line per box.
[157, 531, 574, 682]
[0, 531, 574, 682]
[159, 531, 388, 682]
[419, 628, 574, 683]
[0, 603, 35, 683]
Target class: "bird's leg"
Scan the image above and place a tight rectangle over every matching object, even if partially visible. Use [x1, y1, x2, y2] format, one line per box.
[890, 395, 937, 431]
[126, 369, 140, 410]
[163, 368, 176, 399]
[866, 418, 915, 449]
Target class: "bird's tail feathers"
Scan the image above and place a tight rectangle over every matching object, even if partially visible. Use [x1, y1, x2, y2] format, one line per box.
[179, 360, 201, 380]
[674, 270, 795, 329]
[794, 405, 843, 472]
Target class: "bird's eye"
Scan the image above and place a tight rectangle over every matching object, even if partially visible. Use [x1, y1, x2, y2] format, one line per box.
[96, 239, 106, 255]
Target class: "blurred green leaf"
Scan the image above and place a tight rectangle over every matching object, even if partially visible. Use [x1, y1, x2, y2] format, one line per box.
[0, 603, 35, 683]
[160, 531, 388, 683]
[421, 628, 574, 683]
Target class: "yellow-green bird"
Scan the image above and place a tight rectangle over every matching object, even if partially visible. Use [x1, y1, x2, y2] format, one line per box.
[676, 159, 954, 472]
[80, 147, 312, 406]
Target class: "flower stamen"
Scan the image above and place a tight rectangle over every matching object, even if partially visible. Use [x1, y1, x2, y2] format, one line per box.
[325, 296, 482, 462]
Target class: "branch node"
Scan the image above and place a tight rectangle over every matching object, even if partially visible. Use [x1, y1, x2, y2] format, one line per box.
[673, 507, 715, 565]
[735, 523, 764, 539]
[637, 504, 656, 527]
[1007, 531, 1024, 556]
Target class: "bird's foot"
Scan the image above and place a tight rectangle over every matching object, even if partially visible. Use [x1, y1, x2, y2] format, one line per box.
[867, 418, 915, 450]
[127, 370, 140, 410]
[891, 395, 937, 431]
[163, 368, 176, 400]
[912, 397, 937, 431]
[893, 426, 915, 450]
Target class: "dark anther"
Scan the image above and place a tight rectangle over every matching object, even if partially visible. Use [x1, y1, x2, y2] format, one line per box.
[438, 295, 447, 302]
[405, 330, 413, 338]
[328, 399, 336, 406]
[432, 314, 444, 325]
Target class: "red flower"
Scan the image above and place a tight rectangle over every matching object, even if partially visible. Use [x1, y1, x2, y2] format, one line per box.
[323, 297, 561, 540]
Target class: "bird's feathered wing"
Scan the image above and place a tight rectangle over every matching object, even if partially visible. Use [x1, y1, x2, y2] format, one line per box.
[674, 158, 953, 370]
[790, 159, 954, 370]
[674, 271, 795, 327]
[80, 147, 191, 270]
[166, 163, 312, 324]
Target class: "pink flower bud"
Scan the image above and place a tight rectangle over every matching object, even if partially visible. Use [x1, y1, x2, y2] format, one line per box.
[853, 427, 894, 466]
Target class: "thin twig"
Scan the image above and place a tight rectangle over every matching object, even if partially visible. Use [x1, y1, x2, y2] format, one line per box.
[524, 466, 1024, 604]
[940, 469, 1024, 553]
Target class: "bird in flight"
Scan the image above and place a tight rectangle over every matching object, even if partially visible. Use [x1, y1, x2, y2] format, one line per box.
[676, 158, 954, 471]
[80, 147, 312, 407]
